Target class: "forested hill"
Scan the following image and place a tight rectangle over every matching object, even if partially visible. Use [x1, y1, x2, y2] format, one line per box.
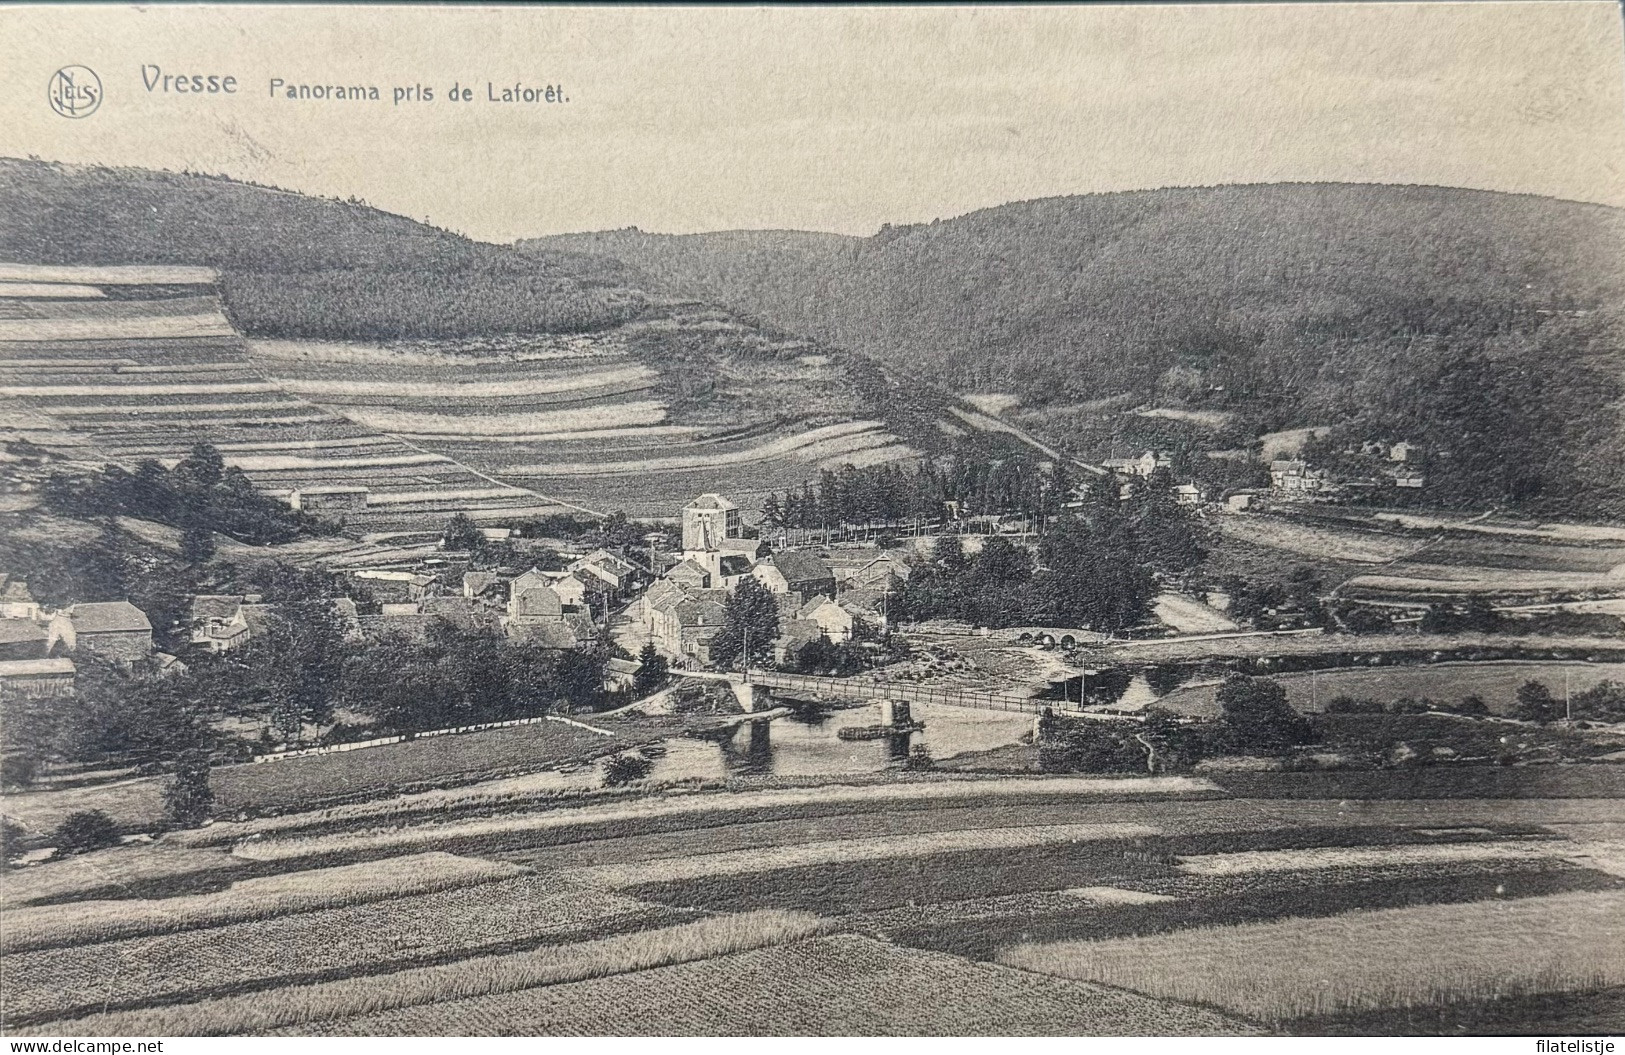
[526, 183, 1625, 517]
[0, 157, 648, 338]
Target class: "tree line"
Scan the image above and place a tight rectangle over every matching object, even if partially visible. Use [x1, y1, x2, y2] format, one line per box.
[760, 442, 1076, 533]
[41, 443, 331, 551]
[895, 477, 1210, 631]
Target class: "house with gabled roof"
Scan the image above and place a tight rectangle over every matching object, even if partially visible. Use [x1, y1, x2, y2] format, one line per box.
[192, 594, 252, 652]
[752, 551, 834, 604]
[665, 558, 712, 590]
[797, 596, 856, 642]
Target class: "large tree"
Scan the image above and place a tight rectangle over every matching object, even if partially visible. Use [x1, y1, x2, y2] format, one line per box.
[709, 577, 780, 670]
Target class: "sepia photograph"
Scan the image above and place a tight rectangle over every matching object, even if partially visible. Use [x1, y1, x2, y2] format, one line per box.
[1, 0, 1623, 1041]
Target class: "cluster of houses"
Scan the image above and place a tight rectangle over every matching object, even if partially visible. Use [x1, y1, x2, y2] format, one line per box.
[637, 494, 905, 669]
[0, 574, 174, 698]
[1094, 439, 1428, 515]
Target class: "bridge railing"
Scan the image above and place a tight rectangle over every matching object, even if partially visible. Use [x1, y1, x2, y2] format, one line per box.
[745, 670, 1054, 715]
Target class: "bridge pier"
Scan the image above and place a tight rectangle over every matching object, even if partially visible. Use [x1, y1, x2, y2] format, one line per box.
[734, 681, 755, 713]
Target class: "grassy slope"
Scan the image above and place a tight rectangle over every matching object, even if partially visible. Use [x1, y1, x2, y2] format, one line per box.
[529, 184, 1625, 516]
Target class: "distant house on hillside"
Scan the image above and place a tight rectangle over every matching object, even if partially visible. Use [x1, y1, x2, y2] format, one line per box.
[192, 594, 252, 652]
[1174, 483, 1204, 507]
[1269, 460, 1329, 494]
[1390, 441, 1418, 463]
[1103, 450, 1171, 478]
[48, 601, 153, 664]
[288, 485, 369, 514]
[0, 575, 40, 620]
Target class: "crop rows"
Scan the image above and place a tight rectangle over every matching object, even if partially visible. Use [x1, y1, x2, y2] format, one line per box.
[3, 875, 670, 1026]
[2, 852, 520, 952]
[223, 776, 1214, 860]
[25, 910, 826, 1037]
[284, 934, 1257, 1037]
[997, 889, 1625, 1022]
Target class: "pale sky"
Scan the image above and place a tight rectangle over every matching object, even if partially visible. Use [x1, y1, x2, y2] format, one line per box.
[2, 3, 1623, 239]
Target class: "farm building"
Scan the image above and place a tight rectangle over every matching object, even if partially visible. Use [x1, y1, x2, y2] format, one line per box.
[822, 548, 911, 590]
[350, 568, 419, 604]
[287, 485, 370, 513]
[0, 575, 40, 620]
[1174, 483, 1205, 506]
[47, 601, 153, 664]
[0, 656, 75, 697]
[1225, 491, 1259, 512]
[753, 551, 836, 604]
[0, 619, 48, 661]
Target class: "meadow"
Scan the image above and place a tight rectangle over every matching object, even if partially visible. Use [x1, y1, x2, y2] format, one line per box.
[1156, 660, 1625, 715]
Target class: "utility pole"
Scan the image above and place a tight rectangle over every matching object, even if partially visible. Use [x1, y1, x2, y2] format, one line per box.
[1566, 667, 1572, 722]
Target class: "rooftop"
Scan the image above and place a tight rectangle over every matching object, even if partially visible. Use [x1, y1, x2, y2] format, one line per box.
[67, 601, 152, 634]
[0, 657, 75, 677]
[685, 493, 738, 512]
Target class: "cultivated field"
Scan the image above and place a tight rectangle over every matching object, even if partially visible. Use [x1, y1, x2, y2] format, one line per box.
[998, 890, 1625, 1023]
[0, 268, 575, 529]
[7, 742, 1624, 1036]
[246, 315, 918, 516]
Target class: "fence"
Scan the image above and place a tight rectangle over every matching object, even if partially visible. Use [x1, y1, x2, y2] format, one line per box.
[249, 713, 611, 764]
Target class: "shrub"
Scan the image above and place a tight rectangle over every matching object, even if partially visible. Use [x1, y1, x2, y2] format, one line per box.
[54, 810, 118, 855]
[1454, 694, 1491, 717]
[1325, 696, 1384, 715]
[1216, 676, 1314, 753]
[603, 753, 654, 787]
[163, 751, 215, 829]
[1514, 681, 1562, 723]
[1, 816, 26, 867]
[0, 753, 38, 788]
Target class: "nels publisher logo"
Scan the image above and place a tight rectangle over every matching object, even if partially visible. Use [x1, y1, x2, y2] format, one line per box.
[48, 65, 102, 118]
